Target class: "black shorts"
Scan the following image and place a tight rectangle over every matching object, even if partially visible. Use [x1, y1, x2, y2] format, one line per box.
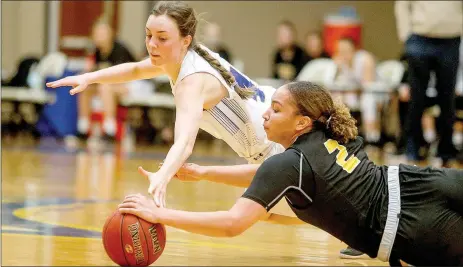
[390, 164, 463, 265]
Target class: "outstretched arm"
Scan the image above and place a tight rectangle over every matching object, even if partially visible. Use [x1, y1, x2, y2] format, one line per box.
[200, 164, 260, 187]
[170, 162, 305, 225]
[46, 58, 163, 94]
[159, 197, 266, 237]
[120, 152, 308, 236]
[82, 58, 163, 84]
[171, 163, 260, 188]
[119, 194, 267, 237]
[144, 74, 205, 206]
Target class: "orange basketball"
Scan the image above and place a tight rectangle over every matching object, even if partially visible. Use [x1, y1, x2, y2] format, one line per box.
[102, 210, 166, 266]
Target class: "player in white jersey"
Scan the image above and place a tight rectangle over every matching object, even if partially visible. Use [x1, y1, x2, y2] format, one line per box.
[47, 1, 299, 224]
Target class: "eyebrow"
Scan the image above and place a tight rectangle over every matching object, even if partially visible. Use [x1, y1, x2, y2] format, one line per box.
[146, 28, 167, 33]
[271, 100, 282, 106]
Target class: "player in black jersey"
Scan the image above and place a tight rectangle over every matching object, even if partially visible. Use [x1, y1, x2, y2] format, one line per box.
[119, 81, 463, 266]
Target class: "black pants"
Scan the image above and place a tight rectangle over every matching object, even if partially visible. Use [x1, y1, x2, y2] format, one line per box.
[391, 164, 463, 265]
[404, 34, 461, 161]
[397, 96, 438, 153]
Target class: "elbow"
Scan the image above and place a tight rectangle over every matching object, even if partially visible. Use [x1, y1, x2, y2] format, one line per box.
[225, 215, 247, 237]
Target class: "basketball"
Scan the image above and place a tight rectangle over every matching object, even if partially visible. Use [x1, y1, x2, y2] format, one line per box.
[102, 210, 166, 266]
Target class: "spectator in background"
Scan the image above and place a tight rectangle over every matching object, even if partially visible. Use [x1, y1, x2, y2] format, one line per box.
[332, 37, 382, 145]
[202, 22, 232, 62]
[396, 53, 440, 157]
[272, 20, 306, 81]
[77, 16, 136, 142]
[303, 31, 330, 64]
[395, 1, 462, 166]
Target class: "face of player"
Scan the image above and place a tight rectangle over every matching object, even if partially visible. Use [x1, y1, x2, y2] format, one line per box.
[262, 86, 308, 144]
[145, 14, 192, 66]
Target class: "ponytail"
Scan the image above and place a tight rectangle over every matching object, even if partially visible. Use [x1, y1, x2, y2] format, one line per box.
[325, 98, 358, 144]
[192, 44, 255, 99]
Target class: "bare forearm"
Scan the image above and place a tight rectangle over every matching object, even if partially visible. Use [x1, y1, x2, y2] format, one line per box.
[158, 140, 193, 182]
[199, 164, 260, 188]
[84, 58, 160, 85]
[159, 208, 235, 237]
[84, 62, 140, 84]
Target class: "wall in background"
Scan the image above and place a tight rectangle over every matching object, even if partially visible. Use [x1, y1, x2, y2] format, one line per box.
[2, 1, 46, 76]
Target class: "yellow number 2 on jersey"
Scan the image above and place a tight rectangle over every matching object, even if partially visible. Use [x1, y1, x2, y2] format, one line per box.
[323, 139, 360, 174]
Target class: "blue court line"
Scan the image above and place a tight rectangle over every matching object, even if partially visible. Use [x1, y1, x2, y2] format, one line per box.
[2, 198, 107, 238]
[1, 198, 255, 250]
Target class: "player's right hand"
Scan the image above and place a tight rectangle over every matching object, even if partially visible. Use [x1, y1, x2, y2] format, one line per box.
[138, 166, 169, 208]
[158, 162, 202, 182]
[46, 75, 89, 95]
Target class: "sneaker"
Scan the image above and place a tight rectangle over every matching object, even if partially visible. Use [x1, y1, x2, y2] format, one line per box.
[339, 246, 364, 259]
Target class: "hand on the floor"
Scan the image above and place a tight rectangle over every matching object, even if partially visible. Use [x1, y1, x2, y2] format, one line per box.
[119, 193, 160, 224]
[159, 161, 202, 182]
[46, 75, 89, 95]
[138, 166, 169, 208]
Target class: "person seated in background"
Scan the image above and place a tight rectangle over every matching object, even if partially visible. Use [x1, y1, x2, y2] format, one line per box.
[77, 16, 136, 142]
[332, 37, 382, 146]
[302, 31, 330, 64]
[272, 20, 306, 81]
[202, 22, 232, 63]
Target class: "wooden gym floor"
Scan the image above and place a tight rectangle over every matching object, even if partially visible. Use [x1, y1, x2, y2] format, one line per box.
[2, 136, 395, 266]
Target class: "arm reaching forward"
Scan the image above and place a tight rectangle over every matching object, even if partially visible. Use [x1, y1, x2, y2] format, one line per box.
[119, 194, 267, 237]
[163, 162, 260, 188]
[46, 58, 164, 95]
[139, 74, 205, 207]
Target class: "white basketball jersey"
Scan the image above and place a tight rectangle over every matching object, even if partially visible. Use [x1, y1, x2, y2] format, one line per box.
[168, 45, 284, 163]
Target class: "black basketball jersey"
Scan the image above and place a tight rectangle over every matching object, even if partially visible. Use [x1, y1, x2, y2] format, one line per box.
[242, 129, 390, 257]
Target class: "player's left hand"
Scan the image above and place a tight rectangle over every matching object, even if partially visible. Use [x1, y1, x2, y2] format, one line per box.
[118, 193, 160, 224]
